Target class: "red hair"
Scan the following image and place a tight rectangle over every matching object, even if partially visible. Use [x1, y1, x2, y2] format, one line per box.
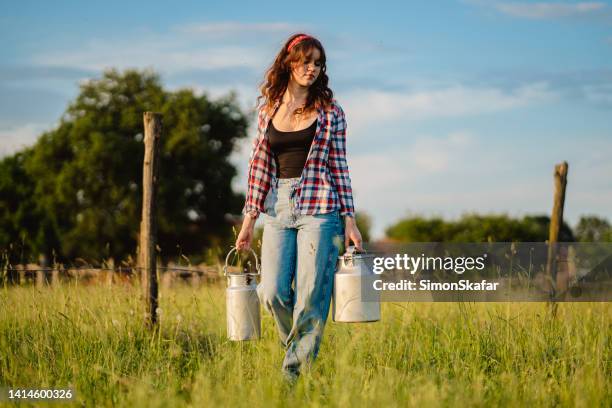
[257, 33, 333, 116]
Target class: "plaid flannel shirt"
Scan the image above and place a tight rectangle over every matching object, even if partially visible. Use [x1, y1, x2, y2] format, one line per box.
[242, 98, 355, 220]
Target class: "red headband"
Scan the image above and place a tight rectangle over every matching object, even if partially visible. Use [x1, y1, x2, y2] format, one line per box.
[287, 34, 311, 52]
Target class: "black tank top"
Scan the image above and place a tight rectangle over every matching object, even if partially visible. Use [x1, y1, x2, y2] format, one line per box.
[267, 119, 317, 179]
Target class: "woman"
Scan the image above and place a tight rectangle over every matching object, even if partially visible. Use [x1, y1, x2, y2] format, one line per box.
[235, 33, 363, 381]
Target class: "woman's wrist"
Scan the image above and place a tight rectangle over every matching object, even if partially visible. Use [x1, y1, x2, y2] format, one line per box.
[344, 214, 356, 224]
[243, 212, 257, 228]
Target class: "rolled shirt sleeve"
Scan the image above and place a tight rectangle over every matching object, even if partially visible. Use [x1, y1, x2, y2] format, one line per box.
[242, 110, 274, 220]
[327, 104, 355, 217]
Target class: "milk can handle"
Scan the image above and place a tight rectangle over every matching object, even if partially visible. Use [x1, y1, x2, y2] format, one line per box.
[344, 245, 367, 260]
[223, 246, 261, 276]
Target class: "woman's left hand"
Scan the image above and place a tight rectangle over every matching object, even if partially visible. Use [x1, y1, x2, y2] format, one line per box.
[344, 216, 363, 251]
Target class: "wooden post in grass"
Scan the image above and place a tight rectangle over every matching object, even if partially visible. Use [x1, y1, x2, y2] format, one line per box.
[17, 264, 25, 285]
[36, 254, 48, 288]
[546, 161, 568, 308]
[139, 112, 162, 328]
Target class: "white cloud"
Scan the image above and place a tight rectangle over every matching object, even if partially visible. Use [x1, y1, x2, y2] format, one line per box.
[495, 1, 606, 19]
[29, 21, 300, 74]
[177, 22, 295, 36]
[0, 123, 49, 157]
[33, 42, 268, 73]
[342, 82, 557, 133]
[185, 83, 260, 111]
[582, 83, 612, 105]
[465, 1, 607, 20]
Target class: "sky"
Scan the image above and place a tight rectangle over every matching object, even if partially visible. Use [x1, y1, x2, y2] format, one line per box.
[1, 0, 611, 240]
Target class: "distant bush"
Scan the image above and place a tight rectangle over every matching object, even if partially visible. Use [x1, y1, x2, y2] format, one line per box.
[575, 215, 612, 242]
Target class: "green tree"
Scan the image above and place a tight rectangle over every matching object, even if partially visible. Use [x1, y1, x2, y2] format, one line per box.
[575, 215, 612, 242]
[0, 149, 53, 265]
[0, 68, 249, 264]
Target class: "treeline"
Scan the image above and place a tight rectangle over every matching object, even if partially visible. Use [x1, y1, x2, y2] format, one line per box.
[385, 213, 612, 243]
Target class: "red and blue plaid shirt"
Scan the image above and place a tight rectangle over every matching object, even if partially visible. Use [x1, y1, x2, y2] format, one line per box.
[242, 98, 355, 220]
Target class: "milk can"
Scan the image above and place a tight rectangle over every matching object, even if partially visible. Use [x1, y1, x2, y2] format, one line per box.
[223, 247, 261, 341]
[332, 246, 381, 323]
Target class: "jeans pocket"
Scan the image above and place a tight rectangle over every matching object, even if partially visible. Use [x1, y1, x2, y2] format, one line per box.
[263, 185, 278, 217]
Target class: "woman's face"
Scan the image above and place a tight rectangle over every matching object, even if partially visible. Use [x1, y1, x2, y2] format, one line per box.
[289, 47, 322, 88]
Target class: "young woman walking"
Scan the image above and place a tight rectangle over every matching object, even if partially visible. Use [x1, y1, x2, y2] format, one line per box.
[235, 33, 363, 381]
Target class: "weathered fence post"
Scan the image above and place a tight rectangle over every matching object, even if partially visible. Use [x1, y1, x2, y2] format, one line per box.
[36, 254, 48, 289]
[104, 258, 114, 287]
[17, 264, 25, 285]
[51, 262, 60, 287]
[139, 112, 162, 328]
[546, 161, 568, 311]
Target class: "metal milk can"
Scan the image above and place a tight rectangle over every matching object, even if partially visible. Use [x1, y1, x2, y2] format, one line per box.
[333, 246, 381, 323]
[224, 247, 261, 341]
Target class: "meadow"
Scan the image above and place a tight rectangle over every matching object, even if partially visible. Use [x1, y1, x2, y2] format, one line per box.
[1, 281, 610, 407]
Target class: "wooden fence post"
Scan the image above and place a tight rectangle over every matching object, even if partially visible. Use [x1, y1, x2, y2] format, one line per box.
[139, 112, 162, 328]
[546, 161, 568, 308]
[17, 264, 25, 285]
[51, 263, 60, 287]
[36, 254, 48, 289]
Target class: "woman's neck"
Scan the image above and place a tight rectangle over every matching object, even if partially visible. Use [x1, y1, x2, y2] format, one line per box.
[283, 80, 309, 105]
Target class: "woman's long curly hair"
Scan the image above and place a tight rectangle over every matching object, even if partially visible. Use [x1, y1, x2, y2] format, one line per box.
[257, 33, 334, 116]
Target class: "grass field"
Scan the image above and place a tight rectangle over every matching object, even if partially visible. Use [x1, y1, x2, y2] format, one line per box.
[1, 282, 610, 407]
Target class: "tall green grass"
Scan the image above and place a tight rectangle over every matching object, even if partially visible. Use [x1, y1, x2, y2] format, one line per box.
[1, 282, 610, 407]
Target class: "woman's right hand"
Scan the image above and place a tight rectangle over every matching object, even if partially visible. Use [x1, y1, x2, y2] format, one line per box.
[235, 214, 256, 250]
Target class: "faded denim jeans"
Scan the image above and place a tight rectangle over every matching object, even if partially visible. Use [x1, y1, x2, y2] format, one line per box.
[258, 177, 344, 379]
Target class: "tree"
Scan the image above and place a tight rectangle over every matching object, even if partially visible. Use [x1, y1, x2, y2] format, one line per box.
[575, 215, 612, 242]
[0, 68, 249, 264]
[0, 149, 54, 265]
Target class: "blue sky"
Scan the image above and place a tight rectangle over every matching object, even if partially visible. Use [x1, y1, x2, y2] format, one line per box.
[2, 0, 611, 239]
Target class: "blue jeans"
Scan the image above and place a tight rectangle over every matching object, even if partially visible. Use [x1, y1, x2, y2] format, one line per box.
[258, 177, 344, 378]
